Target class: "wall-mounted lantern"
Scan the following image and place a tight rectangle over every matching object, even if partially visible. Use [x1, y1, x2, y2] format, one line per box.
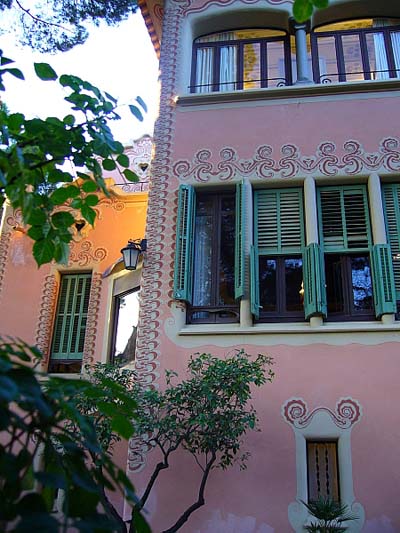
[121, 239, 147, 270]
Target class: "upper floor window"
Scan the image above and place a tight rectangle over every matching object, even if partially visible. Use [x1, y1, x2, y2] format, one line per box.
[312, 18, 400, 83]
[307, 441, 340, 502]
[49, 273, 91, 374]
[110, 288, 140, 365]
[191, 29, 291, 93]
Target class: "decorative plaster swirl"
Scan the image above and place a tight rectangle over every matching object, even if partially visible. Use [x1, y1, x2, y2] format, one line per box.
[282, 397, 362, 429]
[127, 2, 180, 473]
[69, 240, 107, 267]
[35, 274, 58, 366]
[82, 272, 102, 366]
[173, 137, 400, 182]
[0, 231, 12, 304]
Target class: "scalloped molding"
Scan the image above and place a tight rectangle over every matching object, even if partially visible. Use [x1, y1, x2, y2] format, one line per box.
[82, 272, 102, 366]
[0, 231, 11, 305]
[173, 0, 292, 16]
[282, 397, 365, 533]
[173, 137, 400, 182]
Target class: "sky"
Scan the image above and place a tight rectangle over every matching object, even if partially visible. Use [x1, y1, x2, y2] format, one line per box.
[0, 11, 160, 145]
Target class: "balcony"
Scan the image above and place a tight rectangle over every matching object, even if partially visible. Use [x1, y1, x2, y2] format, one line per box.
[190, 20, 400, 94]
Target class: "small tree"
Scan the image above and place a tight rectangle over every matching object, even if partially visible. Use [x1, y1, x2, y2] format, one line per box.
[129, 350, 274, 533]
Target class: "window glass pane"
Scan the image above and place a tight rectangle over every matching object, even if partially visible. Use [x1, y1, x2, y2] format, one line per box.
[195, 47, 214, 93]
[243, 43, 261, 89]
[316, 36, 338, 83]
[341, 33, 365, 81]
[193, 197, 213, 306]
[220, 45, 237, 91]
[325, 254, 345, 314]
[267, 40, 287, 87]
[219, 196, 235, 305]
[259, 258, 277, 312]
[285, 258, 303, 311]
[351, 256, 373, 311]
[366, 32, 390, 79]
[390, 30, 400, 76]
[112, 290, 140, 365]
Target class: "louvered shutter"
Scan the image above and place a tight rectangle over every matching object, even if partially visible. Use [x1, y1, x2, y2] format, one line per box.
[250, 245, 260, 318]
[235, 180, 245, 299]
[255, 188, 305, 254]
[173, 185, 196, 302]
[51, 274, 91, 360]
[303, 243, 327, 319]
[382, 184, 400, 301]
[318, 186, 372, 252]
[307, 442, 339, 502]
[371, 244, 396, 317]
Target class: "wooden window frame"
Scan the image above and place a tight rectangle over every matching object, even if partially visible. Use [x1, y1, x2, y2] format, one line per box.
[190, 29, 292, 93]
[306, 440, 340, 503]
[187, 191, 239, 324]
[48, 272, 92, 374]
[257, 255, 305, 323]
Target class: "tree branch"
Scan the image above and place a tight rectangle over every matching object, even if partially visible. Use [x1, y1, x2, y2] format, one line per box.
[161, 451, 217, 533]
[14, 0, 73, 33]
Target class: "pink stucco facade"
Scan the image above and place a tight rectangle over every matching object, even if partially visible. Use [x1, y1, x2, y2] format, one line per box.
[131, 0, 400, 531]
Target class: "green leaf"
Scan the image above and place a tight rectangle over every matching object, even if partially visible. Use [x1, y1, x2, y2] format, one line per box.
[34, 63, 58, 81]
[51, 211, 74, 228]
[8, 113, 25, 130]
[84, 194, 99, 207]
[54, 241, 70, 265]
[27, 226, 44, 241]
[129, 104, 144, 122]
[82, 181, 98, 193]
[50, 187, 71, 205]
[116, 153, 130, 168]
[32, 239, 55, 266]
[27, 209, 46, 226]
[311, 0, 328, 7]
[111, 414, 134, 440]
[63, 114, 75, 126]
[123, 169, 139, 182]
[81, 205, 96, 226]
[5, 67, 24, 80]
[136, 96, 148, 113]
[293, 0, 313, 22]
[102, 158, 116, 171]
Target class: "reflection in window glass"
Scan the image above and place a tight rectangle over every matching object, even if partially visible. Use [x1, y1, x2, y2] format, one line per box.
[111, 289, 140, 365]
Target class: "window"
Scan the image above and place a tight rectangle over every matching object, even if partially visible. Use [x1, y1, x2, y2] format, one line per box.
[252, 188, 305, 322]
[312, 19, 400, 83]
[174, 184, 244, 324]
[191, 29, 291, 93]
[318, 186, 374, 320]
[307, 441, 340, 502]
[49, 273, 91, 373]
[110, 288, 140, 365]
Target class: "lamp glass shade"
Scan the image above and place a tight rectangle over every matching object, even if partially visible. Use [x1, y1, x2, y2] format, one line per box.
[121, 245, 140, 270]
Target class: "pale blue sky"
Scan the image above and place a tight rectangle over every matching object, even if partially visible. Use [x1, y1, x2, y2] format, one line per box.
[0, 12, 159, 144]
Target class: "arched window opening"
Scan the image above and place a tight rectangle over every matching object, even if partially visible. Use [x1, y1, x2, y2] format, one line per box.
[311, 18, 400, 83]
[191, 28, 292, 93]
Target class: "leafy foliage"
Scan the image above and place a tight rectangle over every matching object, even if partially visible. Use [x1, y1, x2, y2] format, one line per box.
[0, 51, 145, 266]
[293, 0, 329, 22]
[0, 0, 138, 52]
[302, 497, 357, 533]
[0, 337, 150, 532]
[130, 350, 274, 533]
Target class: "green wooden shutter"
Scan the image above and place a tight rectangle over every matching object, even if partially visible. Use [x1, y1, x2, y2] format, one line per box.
[371, 244, 397, 317]
[318, 185, 371, 252]
[303, 243, 327, 319]
[235, 180, 245, 299]
[51, 274, 91, 360]
[250, 245, 260, 318]
[382, 184, 400, 301]
[173, 184, 196, 302]
[255, 188, 305, 254]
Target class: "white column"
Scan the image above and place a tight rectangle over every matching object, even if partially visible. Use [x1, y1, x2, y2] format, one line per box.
[293, 22, 312, 84]
[368, 172, 387, 244]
